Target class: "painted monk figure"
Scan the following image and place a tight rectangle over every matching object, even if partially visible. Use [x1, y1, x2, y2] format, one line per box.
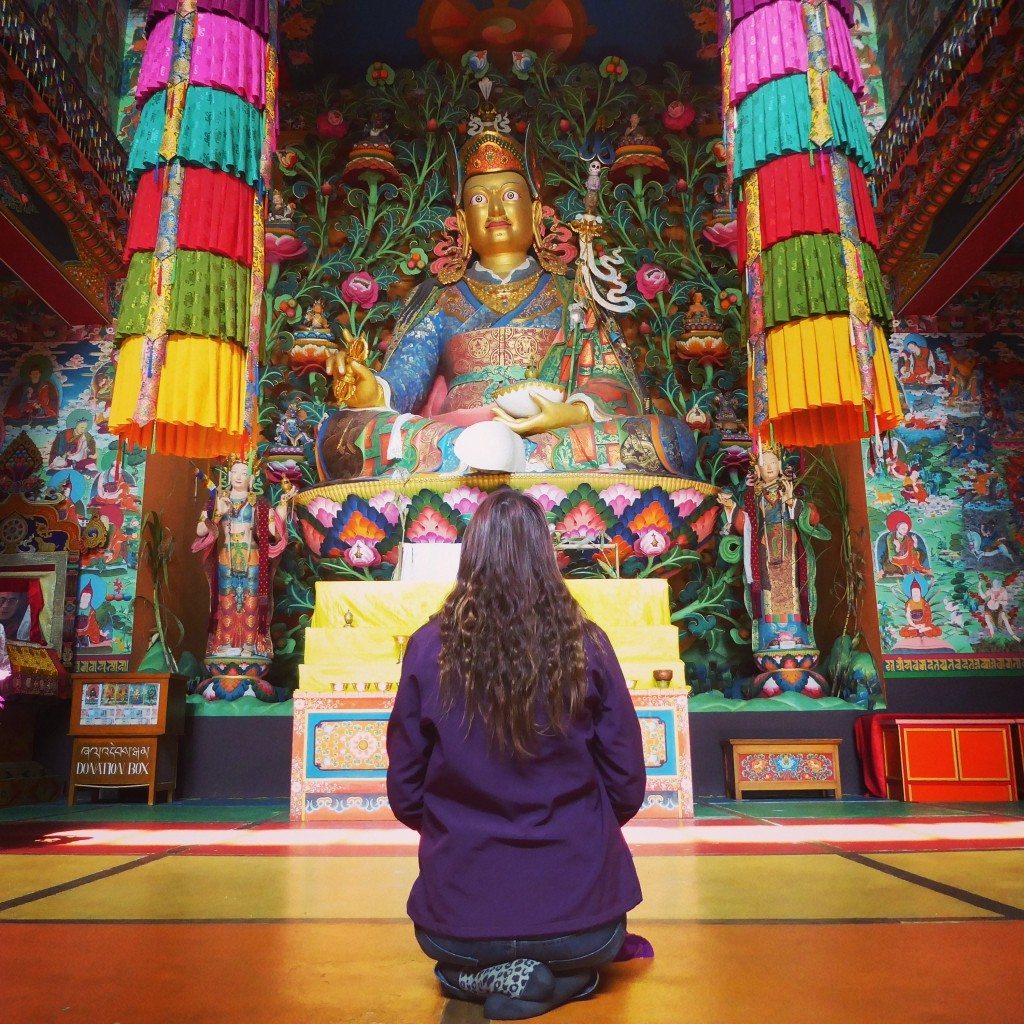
[316, 119, 695, 481]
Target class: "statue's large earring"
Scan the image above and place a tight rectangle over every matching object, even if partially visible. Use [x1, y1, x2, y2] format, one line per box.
[532, 201, 576, 276]
[430, 210, 471, 285]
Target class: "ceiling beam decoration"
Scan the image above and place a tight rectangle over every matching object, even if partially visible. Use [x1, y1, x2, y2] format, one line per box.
[0, 0, 131, 320]
[872, 0, 1024, 313]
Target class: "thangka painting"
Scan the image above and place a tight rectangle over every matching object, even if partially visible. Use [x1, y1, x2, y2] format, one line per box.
[0, 295, 146, 671]
[866, 331, 1024, 676]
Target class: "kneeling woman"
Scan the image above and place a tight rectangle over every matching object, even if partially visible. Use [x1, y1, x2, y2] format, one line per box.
[387, 489, 646, 1019]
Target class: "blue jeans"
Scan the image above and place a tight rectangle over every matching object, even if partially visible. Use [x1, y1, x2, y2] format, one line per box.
[415, 916, 626, 974]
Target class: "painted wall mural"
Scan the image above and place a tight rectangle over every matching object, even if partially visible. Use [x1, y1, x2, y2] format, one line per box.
[24, 0, 131, 128]
[0, 291, 146, 672]
[874, 0, 950, 109]
[865, 331, 1024, 676]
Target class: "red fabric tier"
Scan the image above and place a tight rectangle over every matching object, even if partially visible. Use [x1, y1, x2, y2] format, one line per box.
[738, 154, 879, 270]
[125, 165, 255, 266]
[848, 161, 879, 250]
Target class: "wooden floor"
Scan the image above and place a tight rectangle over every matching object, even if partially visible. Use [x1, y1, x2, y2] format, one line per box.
[2, 798, 1023, 1023]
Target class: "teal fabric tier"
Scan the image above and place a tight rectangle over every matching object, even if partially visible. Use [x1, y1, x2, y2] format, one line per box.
[734, 72, 875, 183]
[128, 86, 262, 186]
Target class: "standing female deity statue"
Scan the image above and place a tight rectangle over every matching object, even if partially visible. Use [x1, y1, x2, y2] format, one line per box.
[718, 448, 831, 697]
[316, 112, 696, 482]
[192, 460, 291, 701]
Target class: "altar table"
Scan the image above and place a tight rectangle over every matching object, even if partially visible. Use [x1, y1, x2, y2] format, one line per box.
[291, 579, 693, 822]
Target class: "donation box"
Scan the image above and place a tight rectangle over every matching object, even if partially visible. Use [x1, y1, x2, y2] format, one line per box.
[68, 673, 187, 805]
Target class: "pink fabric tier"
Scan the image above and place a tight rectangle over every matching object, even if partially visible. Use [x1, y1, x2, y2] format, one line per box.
[138, 12, 268, 108]
[826, 4, 867, 98]
[728, 0, 854, 29]
[729, 1, 809, 105]
[146, 0, 269, 36]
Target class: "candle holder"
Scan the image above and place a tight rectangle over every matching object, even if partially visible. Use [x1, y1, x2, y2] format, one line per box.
[394, 634, 410, 664]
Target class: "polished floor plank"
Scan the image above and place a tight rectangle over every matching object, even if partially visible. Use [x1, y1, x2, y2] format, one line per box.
[866, 850, 1024, 911]
[0, 854, 139, 904]
[4, 920, 1022, 1024]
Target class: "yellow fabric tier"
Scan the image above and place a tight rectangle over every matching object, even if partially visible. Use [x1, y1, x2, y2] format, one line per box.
[762, 316, 903, 446]
[310, 578, 674, 633]
[304, 624, 681, 667]
[110, 333, 247, 458]
[302, 579, 684, 693]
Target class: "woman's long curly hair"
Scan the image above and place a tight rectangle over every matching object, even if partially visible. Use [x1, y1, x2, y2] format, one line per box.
[438, 489, 594, 759]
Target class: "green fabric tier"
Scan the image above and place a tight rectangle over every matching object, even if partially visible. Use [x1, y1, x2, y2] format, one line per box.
[734, 71, 875, 183]
[116, 249, 252, 346]
[761, 235, 892, 332]
[128, 86, 262, 186]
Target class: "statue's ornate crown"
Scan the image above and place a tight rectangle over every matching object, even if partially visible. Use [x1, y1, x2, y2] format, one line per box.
[446, 78, 540, 200]
[460, 128, 527, 180]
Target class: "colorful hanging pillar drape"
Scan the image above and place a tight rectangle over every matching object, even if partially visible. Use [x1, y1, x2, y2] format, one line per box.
[109, 0, 278, 459]
[720, 0, 903, 448]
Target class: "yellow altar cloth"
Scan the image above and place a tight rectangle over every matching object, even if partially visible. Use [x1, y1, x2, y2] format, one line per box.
[301, 579, 686, 692]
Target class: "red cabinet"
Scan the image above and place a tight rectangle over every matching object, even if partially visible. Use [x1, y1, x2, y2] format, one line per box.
[882, 718, 1018, 802]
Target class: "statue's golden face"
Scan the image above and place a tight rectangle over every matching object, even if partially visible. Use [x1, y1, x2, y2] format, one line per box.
[461, 171, 534, 261]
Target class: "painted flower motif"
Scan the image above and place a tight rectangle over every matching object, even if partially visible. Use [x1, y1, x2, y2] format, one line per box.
[676, 333, 730, 367]
[281, 12, 314, 39]
[369, 491, 410, 526]
[524, 483, 568, 512]
[406, 508, 459, 544]
[462, 50, 489, 76]
[703, 220, 738, 264]
[366, 62, 395, 87]
[343, 539, 382, 568]
[401, 246, 428, 276]
[557, 503, 605, 542]
[264, 459, 302, 485]
[277, 150, 299, 171]
[599, 483, 642, 517]
[662, 101, 696, 132]
[341, 271, 380, 310]
[669, 488, 703, 517]
[687, 504, 722, 548]
[635, 263, 670, 301]
[443, 486, 487, 516]
[299, 518, 325, 557]
[600, 55, 628, 81]
[511, 50, 536, 79]
[316, 109, 348, 140]
[721, 446, 749, 474]
[264, 233, 308, 265]
[305, 496, 343, 529]
[634, 526, 670, 558]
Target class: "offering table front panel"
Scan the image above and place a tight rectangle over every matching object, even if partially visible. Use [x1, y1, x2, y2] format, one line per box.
[290, 690, 693, 822]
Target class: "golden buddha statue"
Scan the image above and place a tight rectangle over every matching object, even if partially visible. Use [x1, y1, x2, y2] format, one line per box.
[315, 117, 696, 481]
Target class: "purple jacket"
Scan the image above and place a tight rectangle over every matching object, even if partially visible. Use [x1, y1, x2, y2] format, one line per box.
[386, 618, 646, 940]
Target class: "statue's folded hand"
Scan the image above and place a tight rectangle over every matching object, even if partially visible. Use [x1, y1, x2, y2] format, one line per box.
[492, 394, 592, 436]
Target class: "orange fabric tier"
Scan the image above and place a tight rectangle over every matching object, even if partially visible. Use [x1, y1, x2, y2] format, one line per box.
[124, 167, 256, 266]
[760, 315, 903, 446]
[110, 334, 247, 458]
